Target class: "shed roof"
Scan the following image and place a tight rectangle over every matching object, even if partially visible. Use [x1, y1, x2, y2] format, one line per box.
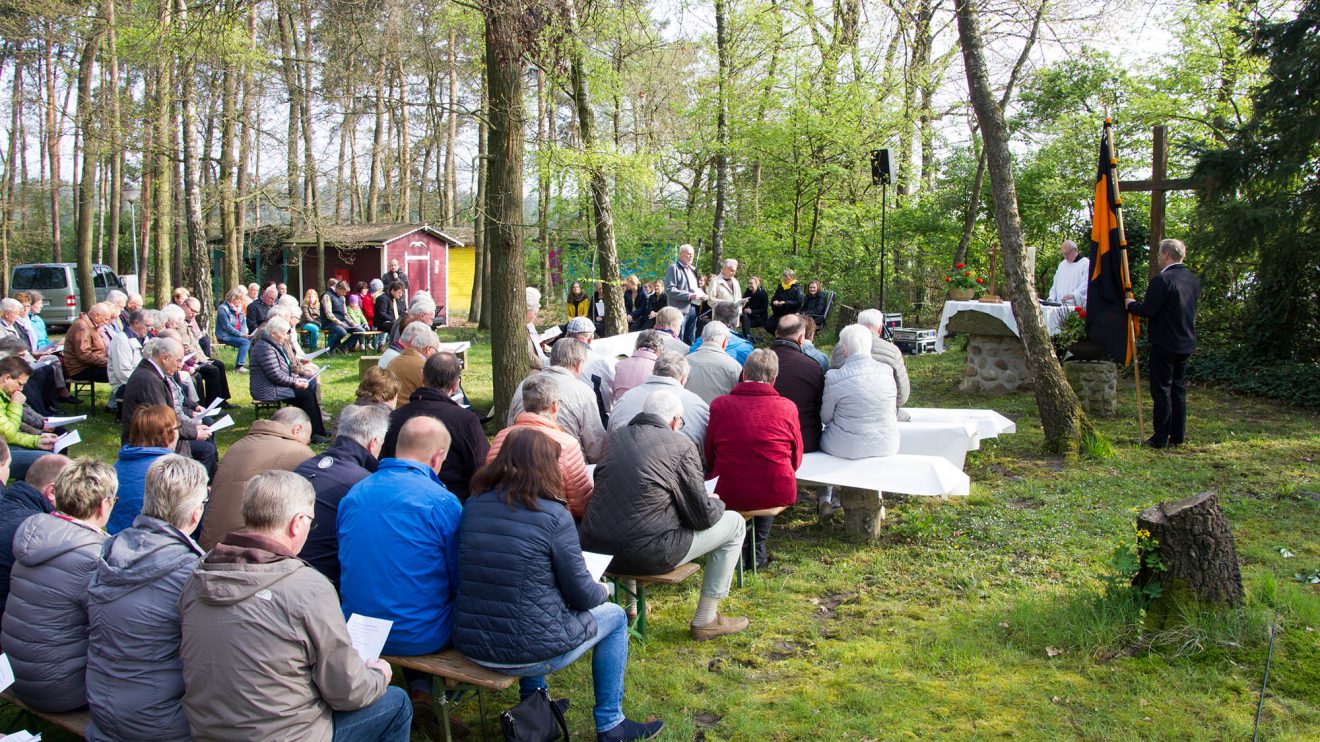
[283, 223, 465, 248]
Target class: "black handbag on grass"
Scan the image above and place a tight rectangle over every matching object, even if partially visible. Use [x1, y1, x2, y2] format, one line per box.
[501, 688, 569, 742]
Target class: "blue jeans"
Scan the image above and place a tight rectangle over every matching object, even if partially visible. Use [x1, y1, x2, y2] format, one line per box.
[681, 307, 697, 344]
[9, 447, 51, 482]
[325, 324, 350, 351]
[302, 323, 321, 349]
[332, 685, 412, 742]
[479, 602, 629, 733]
[221, 336, 250, 367]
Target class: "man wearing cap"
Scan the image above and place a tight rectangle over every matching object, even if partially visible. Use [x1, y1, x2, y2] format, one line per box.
[564, 317, 617, 412]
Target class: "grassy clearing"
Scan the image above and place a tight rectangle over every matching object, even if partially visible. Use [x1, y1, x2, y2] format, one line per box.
[2, 332, 1317, 741]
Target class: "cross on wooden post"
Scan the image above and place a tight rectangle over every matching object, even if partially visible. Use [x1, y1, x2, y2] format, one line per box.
[1117, 125, 1195, 278]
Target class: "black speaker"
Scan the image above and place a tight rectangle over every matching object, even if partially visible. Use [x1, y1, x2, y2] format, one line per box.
[870, 148, 896, 185]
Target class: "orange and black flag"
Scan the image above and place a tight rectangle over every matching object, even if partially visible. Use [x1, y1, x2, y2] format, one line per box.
[1085, 120, 1139, 366]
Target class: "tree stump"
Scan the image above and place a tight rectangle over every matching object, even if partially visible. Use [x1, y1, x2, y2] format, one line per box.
[839, 488, 885, 542]
[1135, 493, 1244, 611]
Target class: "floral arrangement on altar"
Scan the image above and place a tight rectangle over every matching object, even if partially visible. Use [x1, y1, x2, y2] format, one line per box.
[1054, 306, 1089, 356]
[944, 263, 984, 291]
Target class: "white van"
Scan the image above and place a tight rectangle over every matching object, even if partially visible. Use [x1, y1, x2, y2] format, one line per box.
[10, 263, 126, 330]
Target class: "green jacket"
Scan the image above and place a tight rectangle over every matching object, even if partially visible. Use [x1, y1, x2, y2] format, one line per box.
[0, 391, 41, 449]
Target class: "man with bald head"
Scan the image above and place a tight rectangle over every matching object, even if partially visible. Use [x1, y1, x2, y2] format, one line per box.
[62, 302, 115, 382]
[1048, 239, 1090, 306]
[338, 415, 461, 727]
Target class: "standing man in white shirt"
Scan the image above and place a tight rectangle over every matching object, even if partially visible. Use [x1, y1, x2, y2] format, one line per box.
[1048, 240, 1090, 306]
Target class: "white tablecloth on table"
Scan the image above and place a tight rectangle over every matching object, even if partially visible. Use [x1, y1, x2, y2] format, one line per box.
[895, 420, 980, 469]
[591, 331, 644, 359]
[586, 463, 718, 494]
[935, 300, 1073, 352]
[902, 407, 1017, 439]
[794, 452, 971, 497]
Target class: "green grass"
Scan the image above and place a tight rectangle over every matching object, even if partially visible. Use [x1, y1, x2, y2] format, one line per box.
[3, 334, 1318, 741]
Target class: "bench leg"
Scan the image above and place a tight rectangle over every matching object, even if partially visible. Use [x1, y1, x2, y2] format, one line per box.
[436, 682, 455, 741]
[608, 577, 647, 642]
[476, 687, 489, 742]
[634, 582, 648, 641]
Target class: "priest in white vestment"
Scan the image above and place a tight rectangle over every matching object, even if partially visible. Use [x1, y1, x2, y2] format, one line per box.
[1049, 240, 1090, 306]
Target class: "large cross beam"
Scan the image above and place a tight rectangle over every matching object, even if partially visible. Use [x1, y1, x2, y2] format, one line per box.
[1117, 125, 1196, 278]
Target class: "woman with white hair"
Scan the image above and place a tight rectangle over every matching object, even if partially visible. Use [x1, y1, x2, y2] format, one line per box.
[85, 455, 207, 741]
[820, 324, 898, 459]
[249, 316, 329, 442]
[525, 286, 549, 369]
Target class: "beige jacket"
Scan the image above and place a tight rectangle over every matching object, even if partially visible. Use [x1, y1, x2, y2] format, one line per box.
[198, 421, 314, 549]
[179, 533, 386, 742]
[386, 347, 427, 402]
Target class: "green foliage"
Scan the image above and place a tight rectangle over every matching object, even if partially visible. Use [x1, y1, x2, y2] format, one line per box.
[1105, 527, 1165, 603]
[1187, 349, 1320, 407]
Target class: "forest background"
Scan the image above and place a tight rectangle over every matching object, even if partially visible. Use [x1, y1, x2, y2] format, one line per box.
[0, 0, 1315, 404]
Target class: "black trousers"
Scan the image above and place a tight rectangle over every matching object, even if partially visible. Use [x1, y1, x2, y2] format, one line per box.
[187, 438, 218, 479]
[1148, 345, 1190, 446]
[23, 365, 62, 416]
[289, 384, 328, 437]
[193, 359, 231, 404]
[741, 516, 773, 568]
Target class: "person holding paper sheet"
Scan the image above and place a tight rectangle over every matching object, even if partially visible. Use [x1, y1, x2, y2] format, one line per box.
[199, 407, 314, 550]
[664, 243, 703, 345]
[86, 455, 207, 741]
[506, 340, 607, 464]
[108, 309, 157, 408]
[2, 459, 116, 712]
[214, 288, 252, 372]
[0, 356, 58, 480]
[486, 375, 593, 518]
[179, 470, 410, 741]
[62, 302, 115, 383]
[109, 405, 178, 534]
[184, 298, 234, 407]
[456, 430, 665, 742]
[338, 416, 460, 737]
[122, 337, 219, 478]
[582, 390, 750, 641]
[249, 317, 330, 442]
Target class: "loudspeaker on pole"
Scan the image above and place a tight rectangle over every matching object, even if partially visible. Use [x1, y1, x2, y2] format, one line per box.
[870, 149, 896, 186]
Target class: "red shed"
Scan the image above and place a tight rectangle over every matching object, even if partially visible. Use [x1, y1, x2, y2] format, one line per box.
[283, 223, 464, 320]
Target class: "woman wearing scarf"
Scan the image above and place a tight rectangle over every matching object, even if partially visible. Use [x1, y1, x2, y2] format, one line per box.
[767, 268, 804, 334]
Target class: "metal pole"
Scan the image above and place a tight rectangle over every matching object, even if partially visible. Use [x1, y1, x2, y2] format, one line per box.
[879, 182, 887, 310]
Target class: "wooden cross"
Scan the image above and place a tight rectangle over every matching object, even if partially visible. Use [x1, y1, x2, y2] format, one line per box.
[1117, 125, 1196, 278]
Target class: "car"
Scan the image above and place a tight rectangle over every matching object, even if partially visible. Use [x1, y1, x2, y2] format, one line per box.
[10, 263, 126, 331]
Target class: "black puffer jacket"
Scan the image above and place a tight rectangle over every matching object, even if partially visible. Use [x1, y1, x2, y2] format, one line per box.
[580, 413, 724, 575]
[453, 490, 607, 665]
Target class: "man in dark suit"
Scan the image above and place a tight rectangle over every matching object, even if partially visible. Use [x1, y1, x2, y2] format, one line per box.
[1127, 238, 1200, 448]
[120, 337, 217, 475]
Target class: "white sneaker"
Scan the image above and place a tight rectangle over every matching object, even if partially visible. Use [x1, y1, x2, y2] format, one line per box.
[237, 367, 249, 374]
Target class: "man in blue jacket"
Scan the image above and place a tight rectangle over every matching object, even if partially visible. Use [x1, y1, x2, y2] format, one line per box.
[295, 404, 389, 589]
[337, 415, 460, 737]
[0, 453, 71, 636]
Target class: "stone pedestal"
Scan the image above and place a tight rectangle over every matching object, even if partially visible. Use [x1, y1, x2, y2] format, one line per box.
[960, 334, 1031, 393]
[1064, 359, 1118, 416]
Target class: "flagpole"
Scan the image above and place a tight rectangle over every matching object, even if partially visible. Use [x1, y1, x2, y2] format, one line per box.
[1105, 122, 1147, 441]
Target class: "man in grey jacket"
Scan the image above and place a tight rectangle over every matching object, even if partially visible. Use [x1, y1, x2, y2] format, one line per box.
[179, 470, 411, 742]
[664, 243, 704, 344]
[685, 322, 742, 404]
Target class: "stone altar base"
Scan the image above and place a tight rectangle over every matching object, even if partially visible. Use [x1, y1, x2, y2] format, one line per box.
[960, 334, 1031, 394]
[1064, 359, 1118, 416]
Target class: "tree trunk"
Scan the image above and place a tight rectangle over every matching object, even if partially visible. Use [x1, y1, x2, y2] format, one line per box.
[956, 0, 1091, 456]
[367, 48, 386, 223]
[44, 26, 61, 260]
[105, 0, 122, 275]
[536, 68, 552, 298]
[483, 3, 532, 418]
[177, 0, 211, 317]
[2, 61, 21, 296]
[297, 0, 320, 279]
[219, 24, 239, 288]
[277, 6, 301, 229]
[74, 19, 105, 312]
[395, 64, 410, 221]
[710, 0, 730, 274]
[568, 2, 625, 336]
[233, 5, 256, 287]
[444, 28, 458, 227]
[152, 0, 174, 306]
[1135, 493, 1245, 619]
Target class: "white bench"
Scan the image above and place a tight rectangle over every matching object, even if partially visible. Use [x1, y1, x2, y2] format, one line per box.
[795, 451, 970, 498]
[896, 420, 980, 469]
[902, 407, 1016, 439]
[590, 331, 644, 359]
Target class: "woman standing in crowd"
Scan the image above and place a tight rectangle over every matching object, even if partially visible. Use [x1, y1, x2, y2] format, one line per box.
[623, 276, 649, 331]
[109, 404, 179, 534]
[454, 430, 664, 742]
[566, 282, 591, 320]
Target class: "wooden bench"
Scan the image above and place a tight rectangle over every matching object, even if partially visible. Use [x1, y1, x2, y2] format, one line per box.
[735, 506, 788, 587]
[69, 379, 97, 416]
[381, 648, 517, 741]
[252, 399, 287, 419]
[605, 562, 701, 642]
[1, 690, 91, 738]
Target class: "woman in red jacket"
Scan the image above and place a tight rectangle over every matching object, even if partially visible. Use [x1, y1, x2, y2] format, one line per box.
[704, 349, 803, 569]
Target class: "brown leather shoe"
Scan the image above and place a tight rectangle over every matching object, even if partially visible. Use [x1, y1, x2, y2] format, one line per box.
[689, 613, 750, 641]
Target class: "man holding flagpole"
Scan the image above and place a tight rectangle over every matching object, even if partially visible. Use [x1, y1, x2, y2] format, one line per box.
[1126, 239, 1200, 448]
